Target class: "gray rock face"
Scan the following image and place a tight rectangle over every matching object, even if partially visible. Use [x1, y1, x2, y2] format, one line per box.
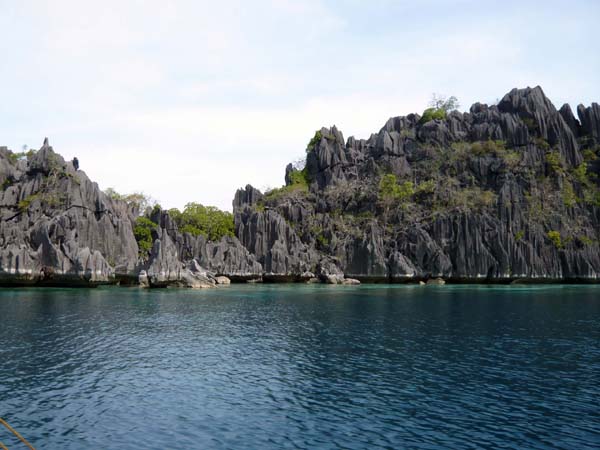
[0, 142, 138, 286]
[235, 86, 600, 282]
[2, 86, 599, 286]
[234, 195, 315, 278]
[142, 209, 263, 286]
[577, 103, 600, 141]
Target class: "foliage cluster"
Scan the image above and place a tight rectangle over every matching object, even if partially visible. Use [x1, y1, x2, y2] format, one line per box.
[583, 148, 598, 162]
[168, 202, 234, 241]
[420, 108, 447, 124]
[264, 167, 310, 202]
[7, 149, 36, 164]
[18, 194, 39, 211]
[264, 182, 309, 201]
[451, 187, 497, 210]
[378, 174, 414, 203]
[17, 191, 66, 211]
[547, 230, 563, 249]
[104, 188, 158, 214]
[134, 217, 156, 257]
[561, 180, 577, 207]
[469, 140, 506, 156]
[522, 117, 538, 133]
[420, 94, 459, 124]
[288, 167, 310, 187]
[449, 140, 520, 169]
[534, 137, 550, 150]
[306, 130, 323, 153]
[545, 151, 564, 175]
[429, 94, 459, 112]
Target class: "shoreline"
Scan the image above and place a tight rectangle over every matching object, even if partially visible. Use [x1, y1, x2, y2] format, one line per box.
[2, 276, 600, 288]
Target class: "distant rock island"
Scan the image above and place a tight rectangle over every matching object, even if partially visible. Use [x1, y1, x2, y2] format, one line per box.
[1, 86, 600, 287]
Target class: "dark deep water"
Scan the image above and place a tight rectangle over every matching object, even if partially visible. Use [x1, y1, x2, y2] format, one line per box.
[0, 285, 599, 450]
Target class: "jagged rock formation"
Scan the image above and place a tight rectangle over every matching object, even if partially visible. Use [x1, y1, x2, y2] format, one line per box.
[143, 209, 262, 286]
[0, 142, 263, 287]
[235, 86, 600, 282]
[0, 141, 139, 285]
[1, 86, 599, 286]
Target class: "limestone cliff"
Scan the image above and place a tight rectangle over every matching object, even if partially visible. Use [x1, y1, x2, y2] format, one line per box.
[0, 141, 138, 285]
[234, 87, 600, 282]
[2, 86, 599, 285]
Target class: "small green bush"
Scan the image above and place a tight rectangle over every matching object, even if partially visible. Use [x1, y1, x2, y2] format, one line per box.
[583, 148, 598, 162]
[306, 130, 323, 153]
[583, 188, 600, 207]
[562, 181, 577, 207]
[534, 137, 550, 150]
[420, 107, 446, 124]
[522, 117, 538, 132]
[470, 140, 506, 156]
[316, 232, 330, 248]
[264, 182, 309, 200]
[134, 217, 156, 256]
[573, 163, 589, 184]
[6, 149, 35, 165]
[545, 151, 564, 175]
[515, 230, 525, 241]
[288, 167, 310, 187]
[547, 230, 563, 249]
[378, 174, 414, 203]
[451, 187, 497, 210]
[503, 151, 521, 169]
[416, 179, 436, 195]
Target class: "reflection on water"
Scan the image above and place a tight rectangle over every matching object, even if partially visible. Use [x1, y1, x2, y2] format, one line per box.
[1, 285, 599, 449]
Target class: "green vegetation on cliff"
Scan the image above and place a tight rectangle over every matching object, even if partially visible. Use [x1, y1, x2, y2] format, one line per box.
[134, 217, 156, 257]
[169, 203, 234, 241]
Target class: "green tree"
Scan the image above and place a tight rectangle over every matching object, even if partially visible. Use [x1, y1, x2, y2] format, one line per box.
[429, 94, 460, 112]
[420, 94, 459, 124]
[169, 202, 234, 241]
[104, 188, 156, 214]
[379, 174, 400, 200]
[379, 174, 414, 203]
[134, 217, 157, 257]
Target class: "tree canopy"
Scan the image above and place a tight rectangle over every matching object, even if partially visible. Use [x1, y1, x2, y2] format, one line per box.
[428, 94, 460, 112]
[169, 202, 234, 241]
[420, 94, 460, 124]
[104, 188, 158, 214]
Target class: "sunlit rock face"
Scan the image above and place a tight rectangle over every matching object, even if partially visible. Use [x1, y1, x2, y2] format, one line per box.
[234, 87, 600, 282]
[0, 141, 139, 286]
[2, 86, 600, 285]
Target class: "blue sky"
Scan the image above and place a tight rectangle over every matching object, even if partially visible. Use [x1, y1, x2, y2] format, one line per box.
[1, 0, 599, 211]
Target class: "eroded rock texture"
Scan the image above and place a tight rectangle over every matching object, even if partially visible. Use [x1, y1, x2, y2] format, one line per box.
[2, 86, 599, 285]
[0, 142, 138, 285]
[234, 86, 600, 282]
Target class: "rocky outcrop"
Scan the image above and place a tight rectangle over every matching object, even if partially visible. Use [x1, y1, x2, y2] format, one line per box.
[235, 86, 600, 282]
[147, 209, 263, 282]
[0, 141, 138, 286]
[2, 86, 599, 286]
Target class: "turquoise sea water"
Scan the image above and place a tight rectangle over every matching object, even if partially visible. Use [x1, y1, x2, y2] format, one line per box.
[0, 284, 599, 449]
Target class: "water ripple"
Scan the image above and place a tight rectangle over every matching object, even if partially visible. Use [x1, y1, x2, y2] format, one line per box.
[0, 285, 599, 449]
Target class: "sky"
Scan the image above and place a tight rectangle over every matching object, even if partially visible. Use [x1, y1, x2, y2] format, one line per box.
[1, 0, 599, 211]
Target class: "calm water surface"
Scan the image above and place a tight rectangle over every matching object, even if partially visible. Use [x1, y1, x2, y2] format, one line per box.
[0, 285, 599, 449]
